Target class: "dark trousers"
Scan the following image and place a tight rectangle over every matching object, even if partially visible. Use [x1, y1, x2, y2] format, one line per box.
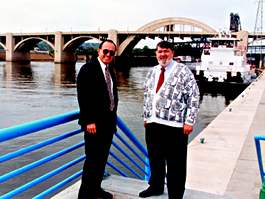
[145, 123, 188, 199]
[78, 124, 114, 199]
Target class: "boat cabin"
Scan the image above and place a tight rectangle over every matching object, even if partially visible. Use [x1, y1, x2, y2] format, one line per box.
[203, 37, 240, 56]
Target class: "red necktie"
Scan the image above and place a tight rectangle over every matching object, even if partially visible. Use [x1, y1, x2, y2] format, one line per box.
[156, 67, 165, 93]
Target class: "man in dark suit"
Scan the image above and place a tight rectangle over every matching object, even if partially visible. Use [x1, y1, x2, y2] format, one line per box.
[77, 39, 118, 199]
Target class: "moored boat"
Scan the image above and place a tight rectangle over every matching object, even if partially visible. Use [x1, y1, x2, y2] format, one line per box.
[195, 31, 256, 83]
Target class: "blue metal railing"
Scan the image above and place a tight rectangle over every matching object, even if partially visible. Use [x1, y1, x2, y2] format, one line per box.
[255, 135, 265, 183]
[0, 110, 149, 198]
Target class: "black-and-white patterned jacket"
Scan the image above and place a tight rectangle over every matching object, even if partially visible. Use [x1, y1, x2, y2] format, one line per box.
[143, 61, 200, 127]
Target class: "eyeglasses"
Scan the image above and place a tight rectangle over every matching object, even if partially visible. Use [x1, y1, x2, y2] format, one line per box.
[102, 49, 115, 56]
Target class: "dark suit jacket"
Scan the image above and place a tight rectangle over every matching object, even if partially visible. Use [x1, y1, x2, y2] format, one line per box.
[77, 58, 118, 131]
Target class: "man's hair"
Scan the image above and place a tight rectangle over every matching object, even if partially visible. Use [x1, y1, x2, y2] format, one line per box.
[99, 39, 117, 51]
[156, 40, 174, 51]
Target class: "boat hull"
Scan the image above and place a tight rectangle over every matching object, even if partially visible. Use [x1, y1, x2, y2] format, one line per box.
[193, 69, 256, 84]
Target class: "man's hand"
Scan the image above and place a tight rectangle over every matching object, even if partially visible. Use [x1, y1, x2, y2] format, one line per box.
[86, 123, 96, 134]
[183, 124, 193, 135]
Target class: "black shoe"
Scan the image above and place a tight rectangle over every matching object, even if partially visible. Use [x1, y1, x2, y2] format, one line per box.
[97, 188, 113, 199]
[139, 187, 164, 198]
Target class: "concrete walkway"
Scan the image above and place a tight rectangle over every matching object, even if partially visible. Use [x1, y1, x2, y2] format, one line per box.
[186, 72, 265, 199]
[53, 72, 265, 199]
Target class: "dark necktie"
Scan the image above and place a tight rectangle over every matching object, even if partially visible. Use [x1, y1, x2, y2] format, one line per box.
[105, 65, 115, 111]
[156, 67, 165, 93]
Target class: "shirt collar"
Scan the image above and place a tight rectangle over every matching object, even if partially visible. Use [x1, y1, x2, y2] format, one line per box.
[157, 60, 174, 72]
[98, 57, 107, 70]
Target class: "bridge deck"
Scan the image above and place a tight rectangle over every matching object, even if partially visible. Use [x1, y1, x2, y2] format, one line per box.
[53, 72, 265, 199]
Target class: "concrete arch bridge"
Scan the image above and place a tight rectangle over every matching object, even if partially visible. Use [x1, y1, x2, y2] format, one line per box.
[0, 17, 259, 63]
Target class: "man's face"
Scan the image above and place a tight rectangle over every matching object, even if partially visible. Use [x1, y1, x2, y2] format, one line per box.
[156, 47, 174, 67]
[98, 42, 116, 65]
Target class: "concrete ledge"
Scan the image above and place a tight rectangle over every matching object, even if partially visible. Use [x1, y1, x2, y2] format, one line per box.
[51, 175, 167, 199]
[52, 175, 234, 199]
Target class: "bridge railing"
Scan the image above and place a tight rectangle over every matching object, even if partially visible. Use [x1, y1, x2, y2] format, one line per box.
[0, 110, 149, 199]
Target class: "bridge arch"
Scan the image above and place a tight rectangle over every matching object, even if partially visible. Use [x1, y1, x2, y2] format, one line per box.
[14, 37, 54, 52]
[137, 17, 217, 32]
[118, 17, 217, 55]
[0, 42, 7, 50]
[63, 36, 100, 51]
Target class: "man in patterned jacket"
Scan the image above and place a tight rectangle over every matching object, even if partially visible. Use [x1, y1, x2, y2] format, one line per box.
[139, 40, 200, 199]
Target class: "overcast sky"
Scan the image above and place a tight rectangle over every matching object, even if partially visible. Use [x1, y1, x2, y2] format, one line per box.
[0, 0, 259, 33]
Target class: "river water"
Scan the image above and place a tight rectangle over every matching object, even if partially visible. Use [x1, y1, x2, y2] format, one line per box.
[0, 61, 245, 198]
[0, 61, 235, 133]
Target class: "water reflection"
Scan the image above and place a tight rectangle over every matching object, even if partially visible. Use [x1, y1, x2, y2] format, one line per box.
[3, 62, 78, 85]
[1, 62, 37, 91]
[0, 61, 80, 128]
[53, 63, 76, 86]
[1, 62, 79, 89]
[4, 62, 33, 81]
[116, 68, 148, 102]
[198, 81, 248, 106]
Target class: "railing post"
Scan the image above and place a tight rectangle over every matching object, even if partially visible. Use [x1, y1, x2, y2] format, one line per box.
[255, 136, 265, 182]
[260, 180, 265, 199]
